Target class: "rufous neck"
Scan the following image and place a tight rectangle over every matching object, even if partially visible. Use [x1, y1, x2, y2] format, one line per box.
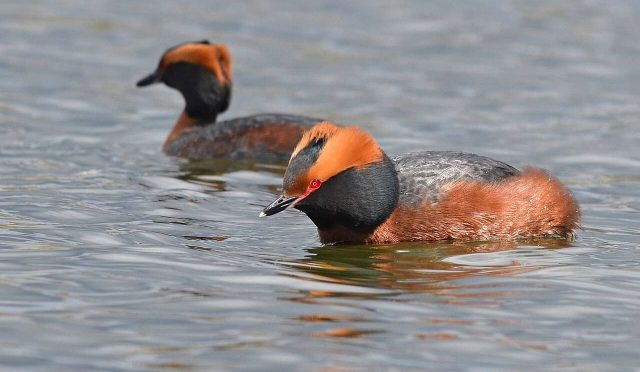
[163, 110, 195, 152]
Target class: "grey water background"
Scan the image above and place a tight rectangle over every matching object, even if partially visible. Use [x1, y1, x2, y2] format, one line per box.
[1, 0, 639, 370]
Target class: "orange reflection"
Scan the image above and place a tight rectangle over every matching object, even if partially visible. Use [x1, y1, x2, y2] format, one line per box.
[310, 328, 381, 338]
[289, 238, 572, 297]
[287, 239, 572, 340]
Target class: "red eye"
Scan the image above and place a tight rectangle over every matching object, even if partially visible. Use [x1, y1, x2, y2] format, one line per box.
[309, 179, 321, 190]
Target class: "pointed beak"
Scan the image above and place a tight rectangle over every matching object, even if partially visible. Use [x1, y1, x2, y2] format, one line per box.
[136, 70, 163, 87]
[259, 195, 299, 217]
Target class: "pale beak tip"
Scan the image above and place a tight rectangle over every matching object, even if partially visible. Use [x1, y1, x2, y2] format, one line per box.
[258, 211, 267, 218]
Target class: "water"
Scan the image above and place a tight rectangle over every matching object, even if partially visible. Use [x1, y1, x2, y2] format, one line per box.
[1, 0, 639, 370]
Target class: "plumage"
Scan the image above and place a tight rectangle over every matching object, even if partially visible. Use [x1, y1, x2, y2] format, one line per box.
[137, 41, 321, 160]
[393, 151, 519, 204]
[261, 122, 580, 244]
[165, 113, 321, 160]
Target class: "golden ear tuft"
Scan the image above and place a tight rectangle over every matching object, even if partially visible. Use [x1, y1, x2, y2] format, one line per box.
[289, 121, 339, 161]
[312, 124, 383, 177]
[287, 122, 383, 191]
[160, 43, 232, 84]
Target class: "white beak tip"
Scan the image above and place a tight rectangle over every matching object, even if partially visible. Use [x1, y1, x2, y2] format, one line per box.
[258, 211, 267, 218]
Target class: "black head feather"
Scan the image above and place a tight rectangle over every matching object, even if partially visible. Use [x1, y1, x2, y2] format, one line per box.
[283, 137, 327, 190]
[296, 153, 399, 233]
[162, 62, 231, 123]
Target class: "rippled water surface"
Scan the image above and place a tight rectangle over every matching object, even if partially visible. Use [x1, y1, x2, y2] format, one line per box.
[1, 1, 640, 370]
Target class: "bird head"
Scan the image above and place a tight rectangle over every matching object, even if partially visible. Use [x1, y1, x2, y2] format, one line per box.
[136, 40, 232, 122]
[261, 122, 399, 234]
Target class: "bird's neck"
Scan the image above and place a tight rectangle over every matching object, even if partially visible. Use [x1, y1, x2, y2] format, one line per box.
[166, 62, 231, 126]
[182, 86, 226, 125]
[297, 153, 400, 244]
[163, 110, 195, 152]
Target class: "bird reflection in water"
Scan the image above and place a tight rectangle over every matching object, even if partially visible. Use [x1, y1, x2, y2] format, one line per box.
[290, 238, 571, 294]
[174, 157, 287, 193]
[285, 239, 572, 338]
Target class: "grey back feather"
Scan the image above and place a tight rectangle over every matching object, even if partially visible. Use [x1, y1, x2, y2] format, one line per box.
[393, 151, 519, 204]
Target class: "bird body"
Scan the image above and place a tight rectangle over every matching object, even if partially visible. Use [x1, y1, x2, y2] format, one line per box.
[163, 113, 320, 160]
[262, 122, 580, 244]
[137, 41, 319, 160]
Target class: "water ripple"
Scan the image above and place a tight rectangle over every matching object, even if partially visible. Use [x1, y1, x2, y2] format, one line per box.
[0, 0, 639, 370]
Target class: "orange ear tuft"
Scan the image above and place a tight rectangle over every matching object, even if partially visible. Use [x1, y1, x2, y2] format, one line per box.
[215, 45, 232, 83]
[312, 125, 382, 178]
[160, 43, 232, 84]
[289, 121, 339, 161]
[287, 122, 383, 194]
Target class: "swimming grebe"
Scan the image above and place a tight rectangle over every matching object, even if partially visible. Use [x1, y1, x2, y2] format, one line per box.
[261, 122, 580, 244]
[136, 40, 321, 160]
